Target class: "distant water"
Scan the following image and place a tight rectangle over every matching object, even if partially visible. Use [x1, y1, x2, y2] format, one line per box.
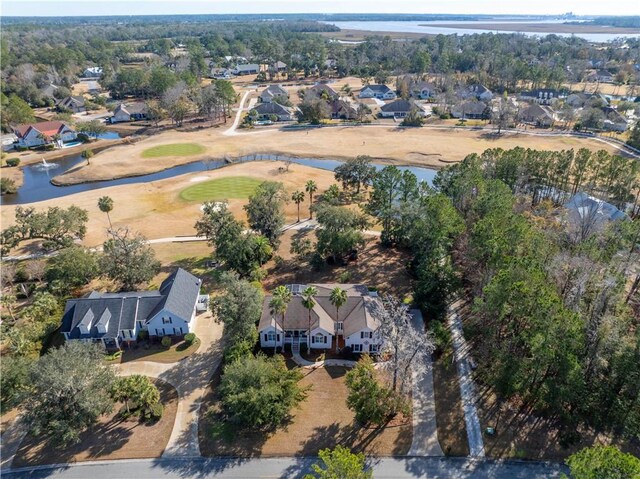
[326, 21, 640, 42]
[1, 153, 437, 205]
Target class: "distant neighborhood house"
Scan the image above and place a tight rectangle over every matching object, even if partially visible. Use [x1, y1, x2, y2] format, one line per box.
[359, 84, 397, 100]
[465, 84, 493, 101]
[519, 89, 564, 106]
[451, 101, 489, 120]
[519, 104, 555, 127]
[260, 84, 289, 103]
[61, 268, 208, 349]
[13, 121, 77, 148]
[233, 63, 261, 75]
[56, 95, 86, 113]
[379, 99, 426, 118]
[83, 66, 103, 78]
[258, 284, 383, 353]
[110, 102, 149, 123]
[253, 102, 294, 121]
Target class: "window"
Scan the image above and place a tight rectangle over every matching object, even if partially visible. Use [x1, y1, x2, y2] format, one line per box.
[266, 332, 276, 342]
[360, 331, 372, 339]
[313, 333, 326, 344]
[353, 344, 362, 353]
[369, 344, 379, 353]
[336, 322, 343, 332]
[162, 317, 172, 324]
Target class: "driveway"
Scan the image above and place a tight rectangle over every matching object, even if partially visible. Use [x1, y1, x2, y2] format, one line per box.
[0, 312, 224, 470]
[114, 312, 224, 457]
[408, 310, 444, 457]
[448, 303, 485, 457]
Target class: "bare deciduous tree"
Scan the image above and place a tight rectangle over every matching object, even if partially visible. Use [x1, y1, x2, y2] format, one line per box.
[375, 295, 435, 396]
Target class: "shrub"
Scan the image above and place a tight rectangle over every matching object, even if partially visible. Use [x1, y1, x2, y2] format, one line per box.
[220, 354, 308, 429]
[137, 330, 149, 341]
[338, 271, 352, 283]
[428, 320, 451, 353]
[184, 333, 196, 345]
[1, 177, 17, 194]
[6, 158, 20, 167]
[77, 133, 90, 142]
[81, 149, 94, 158]
[161, 336, 171, 348]
[144, 402, 164, 421]
[14, 146, 28, 152]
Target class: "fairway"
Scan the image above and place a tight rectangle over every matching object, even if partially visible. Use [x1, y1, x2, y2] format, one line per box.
[141, 143, 206, 158]
[180, 176, 263, 202]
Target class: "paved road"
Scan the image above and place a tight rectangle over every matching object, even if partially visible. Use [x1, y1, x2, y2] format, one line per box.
[448, 305, 485, 457]
[2, 456, 567, 478]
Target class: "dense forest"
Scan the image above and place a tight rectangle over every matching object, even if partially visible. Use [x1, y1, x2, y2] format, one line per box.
[2, 17, 640, 116]
[360, 149, 640, 442]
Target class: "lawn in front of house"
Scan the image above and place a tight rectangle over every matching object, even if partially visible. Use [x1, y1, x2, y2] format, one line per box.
[199, 365, 412, 457]
[179, 176, 263, 202]
[13, 379, 178, 467]
[141, 143, 206, 158]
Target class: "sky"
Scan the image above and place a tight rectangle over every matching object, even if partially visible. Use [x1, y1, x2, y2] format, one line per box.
[2, 0, 640, 17]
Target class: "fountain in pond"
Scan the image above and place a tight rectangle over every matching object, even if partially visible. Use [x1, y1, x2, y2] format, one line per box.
[35, 158, 60, 171]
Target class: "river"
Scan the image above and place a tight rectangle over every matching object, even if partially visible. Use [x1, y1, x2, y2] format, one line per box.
[1, 153, 438, 205]
[326, 20, 640, 42]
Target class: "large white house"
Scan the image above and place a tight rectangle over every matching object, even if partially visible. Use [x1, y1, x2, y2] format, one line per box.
[258, 284, 383, 354]
[61, 268, 209, 349]
[13, 121, 77, 148]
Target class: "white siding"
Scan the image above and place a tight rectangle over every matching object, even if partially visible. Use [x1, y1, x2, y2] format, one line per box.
[146, 309, 191, 337]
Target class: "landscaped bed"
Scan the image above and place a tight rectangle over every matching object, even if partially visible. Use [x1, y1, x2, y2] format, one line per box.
[13, 379, 178, 467]
[114, 337, 201, 364]
[141, 143, 206, 158]
[199, 365, 412, 457]
[180, 176, 263, 202]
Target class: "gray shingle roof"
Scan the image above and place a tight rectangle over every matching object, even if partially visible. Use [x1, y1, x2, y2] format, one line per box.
[381, 99, 414, 113]
[61, 268, 201, 341]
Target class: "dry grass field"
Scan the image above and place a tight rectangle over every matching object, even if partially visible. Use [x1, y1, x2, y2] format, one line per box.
[50, 124, 625, 186]
[199, 365, 412, 457]
[1, 162, 338, 252]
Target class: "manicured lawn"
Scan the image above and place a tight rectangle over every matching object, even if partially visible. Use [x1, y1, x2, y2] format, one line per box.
[199, 365, 412, 457]
[179, 176, 263, 202]
[13, 379, 178, 466]
[141, 143, 206, 158]
[116, 337, 201, 364]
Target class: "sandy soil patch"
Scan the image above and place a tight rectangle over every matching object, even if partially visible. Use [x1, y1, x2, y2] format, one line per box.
[12, 379, 178, 467]
[199, 365, 411, 457]
[189, 176, 210, 182]
[51, 125, 624, 186]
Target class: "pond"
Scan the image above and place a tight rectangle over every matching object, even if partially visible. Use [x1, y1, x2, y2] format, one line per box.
[0, 153, 438, 205]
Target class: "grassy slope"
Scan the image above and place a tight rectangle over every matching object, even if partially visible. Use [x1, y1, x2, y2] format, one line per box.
[141, 143, 206, 158]
[180, 176, 263, 202]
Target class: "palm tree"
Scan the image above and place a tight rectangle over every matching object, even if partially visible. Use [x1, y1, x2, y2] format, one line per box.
[329, 287, 347, 352]
[305, 180, 317, 219]
[97, 196, 114, 229]
[270, 285, 292, 354]
[301, 286, 317, 354]
[291, 190, 305, 223]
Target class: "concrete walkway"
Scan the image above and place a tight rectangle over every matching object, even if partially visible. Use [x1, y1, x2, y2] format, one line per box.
[448, 303, 485, 457]
[408, 310, 444, 457]
[114, 312, 223, 457]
